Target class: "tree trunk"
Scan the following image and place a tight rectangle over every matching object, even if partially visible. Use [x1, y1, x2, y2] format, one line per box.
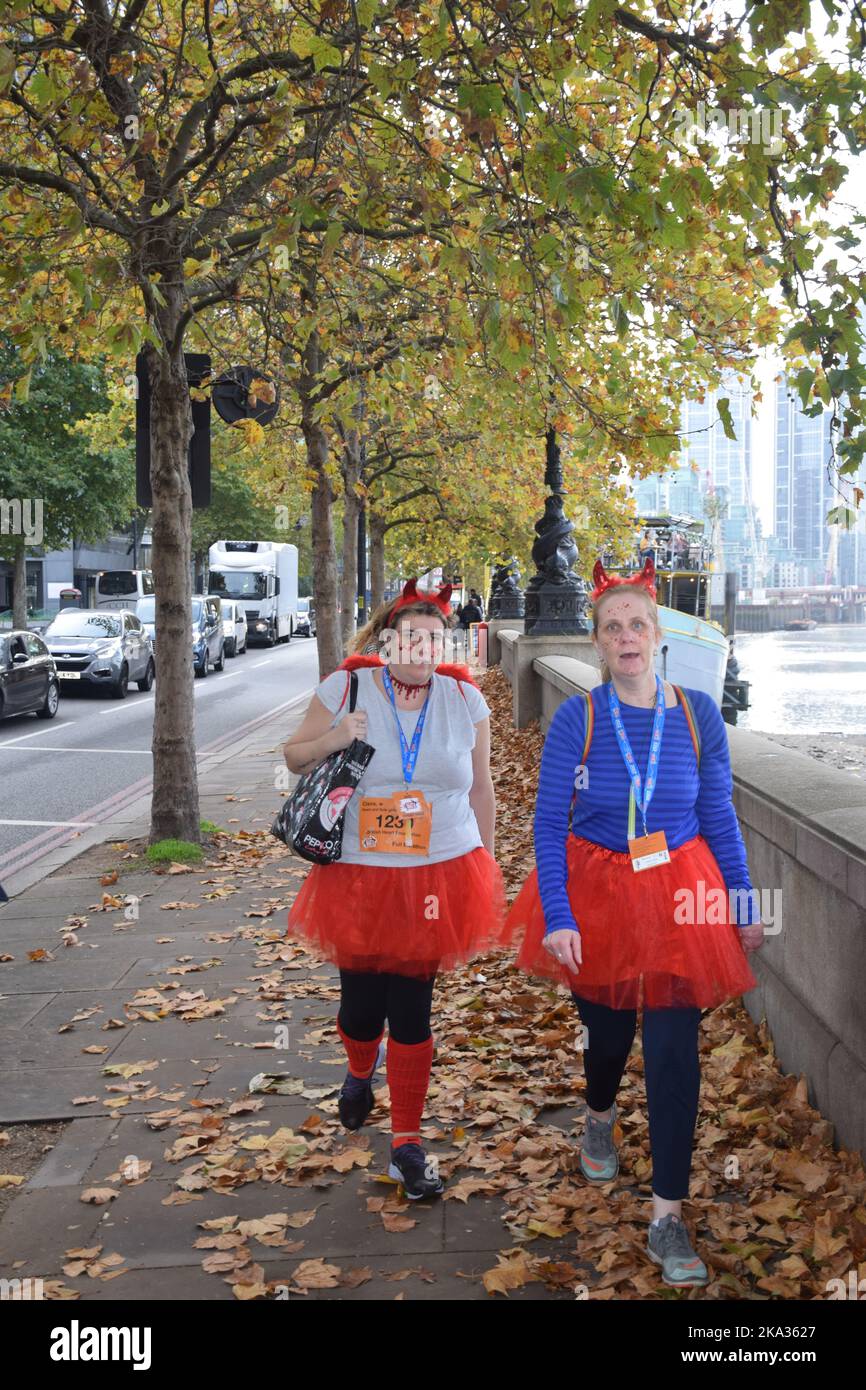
[298, 265, 341, 678]
[308, 435, 341, 677]
[369, 509, 386, 610]
[146, 338, 200, 845]
[340, 426, 361, 650]
[12, 544, 26, 628]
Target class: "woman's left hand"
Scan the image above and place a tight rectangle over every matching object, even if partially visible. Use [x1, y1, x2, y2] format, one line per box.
[738, 924, 764, 953]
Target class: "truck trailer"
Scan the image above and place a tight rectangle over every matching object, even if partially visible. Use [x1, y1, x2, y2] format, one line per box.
[207, 541, 298, 646]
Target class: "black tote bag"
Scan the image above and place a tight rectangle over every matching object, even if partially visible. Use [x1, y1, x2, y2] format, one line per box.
[272, 670, 375, 863]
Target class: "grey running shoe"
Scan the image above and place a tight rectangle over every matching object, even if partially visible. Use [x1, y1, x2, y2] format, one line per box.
[647, 1214, 709, 1287]
[578, 1100, 619, 1183]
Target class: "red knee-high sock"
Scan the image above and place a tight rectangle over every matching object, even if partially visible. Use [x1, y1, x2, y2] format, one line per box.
[337, 1018, 384, 1078]
[387, 1035, 434, 1148]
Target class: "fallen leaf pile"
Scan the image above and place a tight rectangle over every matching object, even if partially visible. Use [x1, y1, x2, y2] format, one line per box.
[10, 667, 865, 1301]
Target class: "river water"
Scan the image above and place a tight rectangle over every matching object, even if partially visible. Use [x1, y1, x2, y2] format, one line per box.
[734, 626, 866, 736]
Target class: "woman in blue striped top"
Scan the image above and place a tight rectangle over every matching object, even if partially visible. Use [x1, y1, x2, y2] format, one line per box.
[505, 558, 763, 1286]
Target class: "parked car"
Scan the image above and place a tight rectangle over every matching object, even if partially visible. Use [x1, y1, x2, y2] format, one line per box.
[0, 630, 60, 721]
[214, 598, 247, 657]
[43, 609, 155, 699]
[193, 596, 225, 677]
[295, 597, 315, 638]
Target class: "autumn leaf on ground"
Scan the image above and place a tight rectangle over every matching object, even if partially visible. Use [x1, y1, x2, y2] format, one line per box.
[482, 1249, 542, 1297]
[102, 1061, 158, 1079]
[291, 1258, 341, 1289]
[381, 1211, 417, 1233]
[80, 1188, 117, 1204]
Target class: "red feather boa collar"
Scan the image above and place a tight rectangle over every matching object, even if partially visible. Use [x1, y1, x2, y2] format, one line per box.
[336, 652, 479, 690]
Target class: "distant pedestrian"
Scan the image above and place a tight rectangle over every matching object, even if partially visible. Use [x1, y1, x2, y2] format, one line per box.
[458, 596, 483, 629]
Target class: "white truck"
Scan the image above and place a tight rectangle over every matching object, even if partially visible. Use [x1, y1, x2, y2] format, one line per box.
[207, 541, 298, 646]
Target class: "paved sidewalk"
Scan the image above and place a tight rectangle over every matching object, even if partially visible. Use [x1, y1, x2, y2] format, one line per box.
[0, 697, 573, 1301]
[1, 677, 861, 1302]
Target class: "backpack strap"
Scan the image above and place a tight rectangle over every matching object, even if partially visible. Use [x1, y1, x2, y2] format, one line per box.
[579, 689, 594, 763]
[568, 689, 594, 822]
[672, 684, 701, 767]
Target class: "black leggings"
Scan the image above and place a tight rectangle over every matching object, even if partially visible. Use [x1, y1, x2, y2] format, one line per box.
[571, 992, 702, 1201]
[338, 969, 436, 1045]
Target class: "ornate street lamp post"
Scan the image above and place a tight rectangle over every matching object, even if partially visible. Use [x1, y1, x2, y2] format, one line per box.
[523, 427, 590, 634]
[488, 556, 525, 619]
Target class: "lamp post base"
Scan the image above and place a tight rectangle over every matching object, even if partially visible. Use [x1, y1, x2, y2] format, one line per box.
[524, 577, 591, 635]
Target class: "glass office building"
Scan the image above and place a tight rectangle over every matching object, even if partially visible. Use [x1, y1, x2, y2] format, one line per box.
[774, 379, 866, 586]
[632, 374, 760, 582]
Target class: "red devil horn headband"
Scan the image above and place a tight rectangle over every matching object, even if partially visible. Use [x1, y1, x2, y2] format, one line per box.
[389, 577, 453, 619]
[590, 556, 657, 602]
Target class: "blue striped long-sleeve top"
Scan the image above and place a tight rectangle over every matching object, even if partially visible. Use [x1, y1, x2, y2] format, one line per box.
[533, 683, 757, 934]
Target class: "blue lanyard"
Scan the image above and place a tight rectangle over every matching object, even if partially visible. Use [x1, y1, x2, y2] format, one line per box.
[382, 666, 431, 787]
[607, 676, 666, 838]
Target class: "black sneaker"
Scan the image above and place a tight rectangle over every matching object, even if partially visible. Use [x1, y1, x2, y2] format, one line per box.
[337, 1039, 386, 1131]
[388, 1143, 445, 1200]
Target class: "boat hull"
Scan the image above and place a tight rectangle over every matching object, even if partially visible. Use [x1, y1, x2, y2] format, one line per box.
[654, 606, 728, 706]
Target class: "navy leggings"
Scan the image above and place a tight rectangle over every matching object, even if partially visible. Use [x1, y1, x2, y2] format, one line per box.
[572, 993, 702, 1201]
[338, 969, 435, 1045]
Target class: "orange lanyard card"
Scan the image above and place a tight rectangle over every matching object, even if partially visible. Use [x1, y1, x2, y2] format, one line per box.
[627, 828, 670, 873]
[358, 790, 432, 855]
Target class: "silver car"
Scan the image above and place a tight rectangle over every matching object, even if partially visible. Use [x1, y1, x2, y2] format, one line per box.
[217, 599, 248, 657]
[43, 608, 155, 699]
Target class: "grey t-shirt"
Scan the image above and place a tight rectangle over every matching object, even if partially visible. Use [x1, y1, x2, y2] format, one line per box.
[314, 665, 491, 867]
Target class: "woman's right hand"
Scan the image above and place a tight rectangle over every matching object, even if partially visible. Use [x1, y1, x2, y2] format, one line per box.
[543, 927, 582, 975]
[331, 709, 368, 749]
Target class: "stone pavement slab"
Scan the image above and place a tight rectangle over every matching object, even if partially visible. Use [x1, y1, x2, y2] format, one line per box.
[0, 694, 588, 1301]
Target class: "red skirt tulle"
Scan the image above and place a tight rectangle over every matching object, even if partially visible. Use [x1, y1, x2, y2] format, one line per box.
[507, 834, 758, 1010]
[286, 846, 510, 978]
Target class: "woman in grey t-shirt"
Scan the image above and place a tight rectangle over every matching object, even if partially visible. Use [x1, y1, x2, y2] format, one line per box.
[283, 579, 508, 1199]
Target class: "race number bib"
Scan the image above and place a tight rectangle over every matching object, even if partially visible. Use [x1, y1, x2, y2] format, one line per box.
[358, 790, 432, 855]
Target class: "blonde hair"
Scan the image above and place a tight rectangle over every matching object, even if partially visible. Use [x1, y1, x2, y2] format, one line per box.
[592, 585, 660, 683]
[352, 595, 457, 655]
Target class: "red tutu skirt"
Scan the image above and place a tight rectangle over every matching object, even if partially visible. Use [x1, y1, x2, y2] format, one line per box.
[286, 846, 510, 978]
[507, 834, 757, 1010]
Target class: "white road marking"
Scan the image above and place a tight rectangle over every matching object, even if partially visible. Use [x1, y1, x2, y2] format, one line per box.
[251, 660, 272, 668]
[0, 818, 98, 827]
[0, 721, 74, 744]
[0, 746, 152, 754]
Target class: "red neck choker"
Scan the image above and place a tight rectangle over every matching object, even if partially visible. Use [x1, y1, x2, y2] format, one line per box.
[388, 671, 432, 699]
